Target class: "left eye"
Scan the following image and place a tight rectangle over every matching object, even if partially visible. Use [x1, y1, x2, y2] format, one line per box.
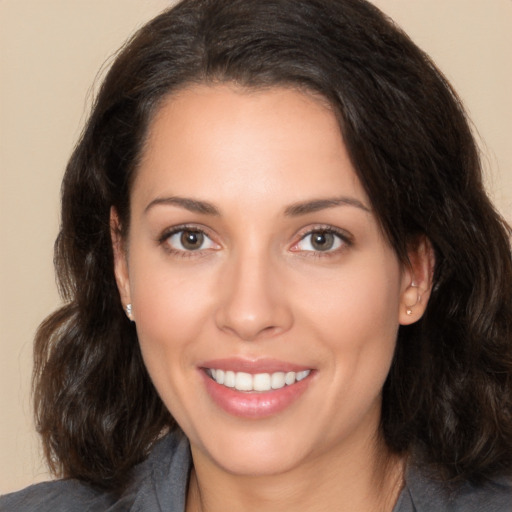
[166, 229, 217, 251]
[295, 230, 344, 252]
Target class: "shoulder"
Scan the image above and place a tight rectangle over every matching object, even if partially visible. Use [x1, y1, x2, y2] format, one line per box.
[0, 479, 111, 512]
[0, 429, 191, 512]
[397, 462, 512, 512]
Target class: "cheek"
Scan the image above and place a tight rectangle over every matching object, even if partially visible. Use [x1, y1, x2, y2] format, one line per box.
[296, 255, 402, 341]
[294, 254, 402, 394]
[127, 260, 219, 429]
[128, 254, 215, 375]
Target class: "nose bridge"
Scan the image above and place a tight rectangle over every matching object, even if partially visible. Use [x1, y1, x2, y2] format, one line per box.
[215, 241, 292, 340]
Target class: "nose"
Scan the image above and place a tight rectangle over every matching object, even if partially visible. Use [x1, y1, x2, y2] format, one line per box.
[214, 250, 293, 341]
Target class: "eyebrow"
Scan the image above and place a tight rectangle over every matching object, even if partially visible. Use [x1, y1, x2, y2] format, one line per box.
[284, 197, 370, 216]
[144, 196, 220, 215]
[144, 195, 370, 217]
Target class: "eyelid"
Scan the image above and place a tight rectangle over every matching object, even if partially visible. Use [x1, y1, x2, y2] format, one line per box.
[158, 224, 220, 252]
[157, 223, 352, 256]
[290, 225, 353, 253]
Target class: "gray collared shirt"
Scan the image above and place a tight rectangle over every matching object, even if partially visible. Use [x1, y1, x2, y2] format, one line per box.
[1, 430, 511, 511]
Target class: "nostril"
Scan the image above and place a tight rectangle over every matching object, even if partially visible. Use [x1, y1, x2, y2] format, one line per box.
[214, 259, 294, 340]
[218, 322, 281, 342]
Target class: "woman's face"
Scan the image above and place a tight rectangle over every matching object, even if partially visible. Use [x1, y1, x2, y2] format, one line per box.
[114, 84, 426, 477]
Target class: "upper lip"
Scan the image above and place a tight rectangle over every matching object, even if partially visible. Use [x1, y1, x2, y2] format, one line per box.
[199, 357, 312, 374]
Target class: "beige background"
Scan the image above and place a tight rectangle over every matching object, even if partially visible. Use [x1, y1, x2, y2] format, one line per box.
[1, 0, 511, 494]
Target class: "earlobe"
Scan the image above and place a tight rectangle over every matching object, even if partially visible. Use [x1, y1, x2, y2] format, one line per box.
[125, 303, 134, 321]
[399, 237, 435, 325]
[110, 208, 132, 319]
[402, 284, 420, 317]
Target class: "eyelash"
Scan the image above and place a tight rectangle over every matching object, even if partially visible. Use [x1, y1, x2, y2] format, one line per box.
[158, 224, 219, 257]
[291, 225, 353, 257]
[157, 224, 353, 258]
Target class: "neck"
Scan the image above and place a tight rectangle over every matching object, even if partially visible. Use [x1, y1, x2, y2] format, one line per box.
[186, 435, 405, 512]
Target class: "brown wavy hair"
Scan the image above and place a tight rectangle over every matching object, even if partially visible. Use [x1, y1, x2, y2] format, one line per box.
[34, 0, 512, 490]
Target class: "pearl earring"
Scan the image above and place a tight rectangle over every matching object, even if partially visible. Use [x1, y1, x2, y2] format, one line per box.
[403, 283, 421, 316]
[126, 303, 133, 320]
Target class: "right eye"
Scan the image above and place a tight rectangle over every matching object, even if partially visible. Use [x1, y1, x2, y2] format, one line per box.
[295, 230, 344, 252]
[164, 228, 218, 253]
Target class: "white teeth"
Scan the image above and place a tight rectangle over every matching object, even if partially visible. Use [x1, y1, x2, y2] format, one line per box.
[224, 370, 236, 388]
[253, 373, 271, 391]
[208, 368, 311, 391]
[296, 370, 309, 381]
[271, 372, 286, 389]
[284, 371, 296, 385]
[235, 372, 253, 391]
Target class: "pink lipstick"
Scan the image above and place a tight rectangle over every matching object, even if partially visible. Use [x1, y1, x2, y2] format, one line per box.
[200, 358, 313, 418]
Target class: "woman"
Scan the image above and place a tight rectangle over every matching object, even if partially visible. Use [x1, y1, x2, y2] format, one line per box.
[1, 0, 511, 510]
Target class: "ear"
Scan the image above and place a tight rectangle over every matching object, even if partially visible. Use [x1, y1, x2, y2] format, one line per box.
[399, 236, 435, 325]
[110, 208, 133, 320]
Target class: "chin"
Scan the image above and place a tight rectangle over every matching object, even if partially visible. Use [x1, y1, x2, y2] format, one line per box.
[190, 420, 320, 477]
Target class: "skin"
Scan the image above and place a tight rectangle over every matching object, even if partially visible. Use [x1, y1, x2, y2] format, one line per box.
[113, 84, 433, 512]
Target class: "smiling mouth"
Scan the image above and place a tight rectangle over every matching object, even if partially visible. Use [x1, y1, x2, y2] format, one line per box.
[205, 368, 311, 392]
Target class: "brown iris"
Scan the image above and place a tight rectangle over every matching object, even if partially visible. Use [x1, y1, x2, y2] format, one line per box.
[310, 231, 335, 251]
[180, 230, 204, 250]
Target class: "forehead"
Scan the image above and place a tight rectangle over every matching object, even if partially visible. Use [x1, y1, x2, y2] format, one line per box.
[133, 84, 368, 211]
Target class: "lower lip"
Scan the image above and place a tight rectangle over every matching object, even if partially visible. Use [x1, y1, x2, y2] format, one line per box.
[201, 370, 312, 419]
